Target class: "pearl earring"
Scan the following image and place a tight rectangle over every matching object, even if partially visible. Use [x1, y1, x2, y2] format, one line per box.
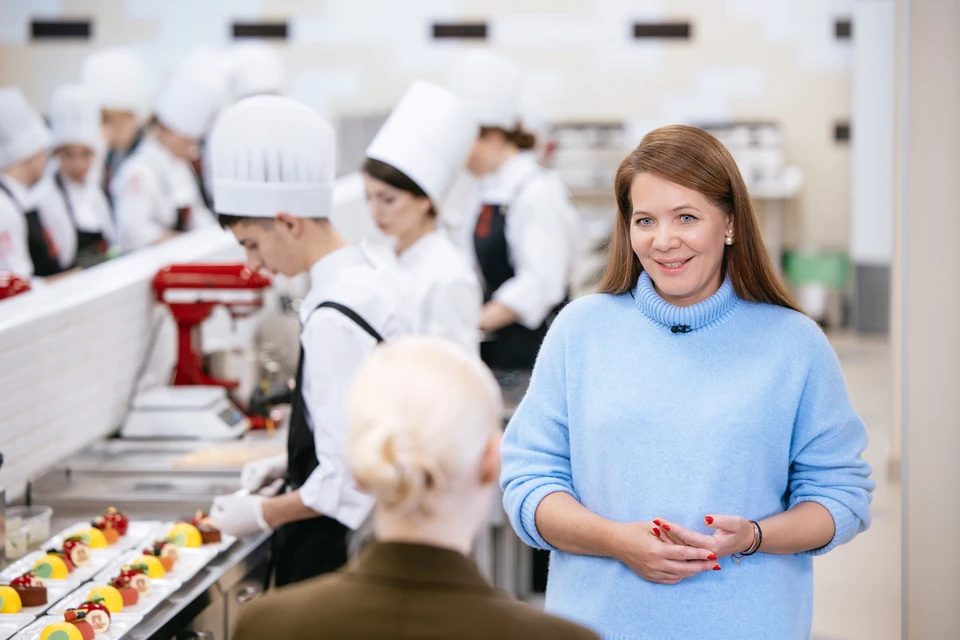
[725, 232, 734, 246]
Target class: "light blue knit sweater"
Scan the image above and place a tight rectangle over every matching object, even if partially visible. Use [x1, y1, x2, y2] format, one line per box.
[500, 272, 874, 640]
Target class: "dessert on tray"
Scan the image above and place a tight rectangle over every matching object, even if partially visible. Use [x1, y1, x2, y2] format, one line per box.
[0, 585, 23, 613]
[109, 564, 150, 598]
[167, 511, 221, 547]
[63, 609, 95, 640]
[39, 622, 84, 640]
[85, 586, 128, 613]
[61, 537, 91, 567]
[90, 507, 128, 546]
[190, 511, 222, 545]
[142, 540, 180, 572]
[10, 571, 47, 607]
[76, 597, 112, 635]
[33, 551, 71, 579]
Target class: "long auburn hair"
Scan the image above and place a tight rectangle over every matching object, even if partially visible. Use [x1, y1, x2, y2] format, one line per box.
[597, 125, 802, 313]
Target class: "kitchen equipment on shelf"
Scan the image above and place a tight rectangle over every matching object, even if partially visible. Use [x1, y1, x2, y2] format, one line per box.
[120, 387, 248, 440]
[120, 264, 271, 440]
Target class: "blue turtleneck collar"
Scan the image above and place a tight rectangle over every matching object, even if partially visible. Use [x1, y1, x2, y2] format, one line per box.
[634, 270, 741, 333]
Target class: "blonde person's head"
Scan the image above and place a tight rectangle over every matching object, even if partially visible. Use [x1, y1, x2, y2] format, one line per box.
[347, 338, 503, 518]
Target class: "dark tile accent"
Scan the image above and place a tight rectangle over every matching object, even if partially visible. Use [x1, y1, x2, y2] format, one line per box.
[633, 22, 691, 39]
[835, 18, 852, 40]
[432, 22, 488, 39]
[232, 22, 288, 39]
[30, 20, 91, 40]
[835, 121, 851, 143]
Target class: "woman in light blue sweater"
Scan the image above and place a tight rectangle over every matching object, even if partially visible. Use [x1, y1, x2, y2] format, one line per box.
[500, 125, 874, 640]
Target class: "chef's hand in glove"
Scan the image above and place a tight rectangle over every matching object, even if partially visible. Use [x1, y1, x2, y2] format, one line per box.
[210, 492, 272, 536]
[240, 454, 288, 494]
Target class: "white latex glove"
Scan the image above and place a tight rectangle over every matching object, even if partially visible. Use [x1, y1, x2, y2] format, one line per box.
[209, 492, 272, 536]
[240, 454, 288, 494]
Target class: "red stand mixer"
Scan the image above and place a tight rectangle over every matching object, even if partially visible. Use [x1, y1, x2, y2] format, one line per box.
[153, 264, 271, 388]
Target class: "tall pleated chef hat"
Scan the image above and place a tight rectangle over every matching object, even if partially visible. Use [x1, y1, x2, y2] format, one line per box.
[49, 85, 104, 152]
[210, 95, 336, 219]
[365, 80, 478, 204]
[0, 87, 52, 169]
[155, 63, 228, 140]
[80, 46, 150, 115]
[447, 49, 523, 130]
[230, 42, 286, 100]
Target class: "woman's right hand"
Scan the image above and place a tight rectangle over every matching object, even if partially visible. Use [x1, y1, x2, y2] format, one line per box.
[607, 521, 720, 585]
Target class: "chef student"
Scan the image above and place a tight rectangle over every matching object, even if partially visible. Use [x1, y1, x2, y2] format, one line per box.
[80, 47, 151, 192]
[0, 87, 65, 279]
[448, 49, 581, 371]
[207, 95, 411, 586]
[34, 85, 115, 269]
[111, 65, 222, 253]
[362, 81, 482, 354]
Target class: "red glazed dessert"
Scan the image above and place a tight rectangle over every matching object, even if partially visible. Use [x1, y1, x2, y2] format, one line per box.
[64, 609, 96, 640]
[45, 548, 75, 573]
[62, 536, 91, 567]
[10, 572, 47, 607]
[111, 565, 150, 597]
[77, 597, 112, 635]
[102, 508, 129, 536]
[190, 511, 222, 544]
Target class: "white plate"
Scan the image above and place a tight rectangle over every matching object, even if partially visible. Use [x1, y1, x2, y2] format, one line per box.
[12, 613, 142, 640]
[0, 615, 34, 640]
[50, 580, 180, 619]
[5, 583, 73, 618]
[157, 523, 236, 555]
[93, 546, 217, 585]
[0, 551, 115, 586]
[44, 521, 164, 552]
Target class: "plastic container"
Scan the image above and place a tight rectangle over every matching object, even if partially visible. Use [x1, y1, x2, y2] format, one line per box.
[4, 521, 28, 559]
[5, 505, 53, 548]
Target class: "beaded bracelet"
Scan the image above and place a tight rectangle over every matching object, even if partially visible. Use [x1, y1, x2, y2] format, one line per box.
[732, 520, 762, 564]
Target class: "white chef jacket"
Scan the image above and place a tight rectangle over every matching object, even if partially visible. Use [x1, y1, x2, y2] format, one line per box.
[452, 152, 581, 329]
[297, 243, 412, 529]
[0, 175, 35, 277]
[396, 230, 481, 355]
[33, 171, 115, 268]
[111, 136, 215, 253]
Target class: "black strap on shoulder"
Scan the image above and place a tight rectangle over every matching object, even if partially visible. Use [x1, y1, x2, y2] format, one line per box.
[54, 173, 78, 226]
[0, 180, 17, 208]
[308, 301, 384, 343]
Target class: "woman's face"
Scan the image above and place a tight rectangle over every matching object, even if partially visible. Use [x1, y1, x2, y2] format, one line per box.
[465, 130, 504, 176]
[629, 172, 732, 307]
[362, 173, 432, 240]
[56, 145, 94, 183]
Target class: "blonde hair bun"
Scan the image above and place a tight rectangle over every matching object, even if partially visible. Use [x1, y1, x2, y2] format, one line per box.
[347, 338, 502, 517]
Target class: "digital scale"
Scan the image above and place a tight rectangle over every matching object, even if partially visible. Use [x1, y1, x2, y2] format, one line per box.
[120, 386, 249, 440]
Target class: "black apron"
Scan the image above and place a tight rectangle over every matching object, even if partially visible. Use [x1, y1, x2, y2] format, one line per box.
[272, 301, 385, 588]
[54, 174, 110, 269]
[102, 127, 144, 215]
[0, 181, 62, 277]
[473, 181, 566, 371]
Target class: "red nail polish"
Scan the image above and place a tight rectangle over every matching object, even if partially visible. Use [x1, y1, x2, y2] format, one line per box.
[652, 528, 661, 537]
[713, 565, 721, 571]
[705, 516, 714, 525]
[653, 519, 662, 526]
[707, 554, 717, 560]
[662, 524, 671, 531]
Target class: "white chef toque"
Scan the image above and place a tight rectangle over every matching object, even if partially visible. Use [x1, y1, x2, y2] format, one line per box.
[0, 87, 52, 170]
[230, 42, 286, 100]
[209, 95, 336, 219]
[447, 49, 523, 130]
[49, 85, 104, 152]
[365, 81, 478, 204]
[155, 65, 228, 140]
[80, 47, 150, 116]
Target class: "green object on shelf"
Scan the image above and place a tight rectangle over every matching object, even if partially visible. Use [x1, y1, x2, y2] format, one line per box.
[782, 251, 850, 290]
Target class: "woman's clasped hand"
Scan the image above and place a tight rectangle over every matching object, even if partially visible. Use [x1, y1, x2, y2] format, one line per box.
[612, 514, 755, 584]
